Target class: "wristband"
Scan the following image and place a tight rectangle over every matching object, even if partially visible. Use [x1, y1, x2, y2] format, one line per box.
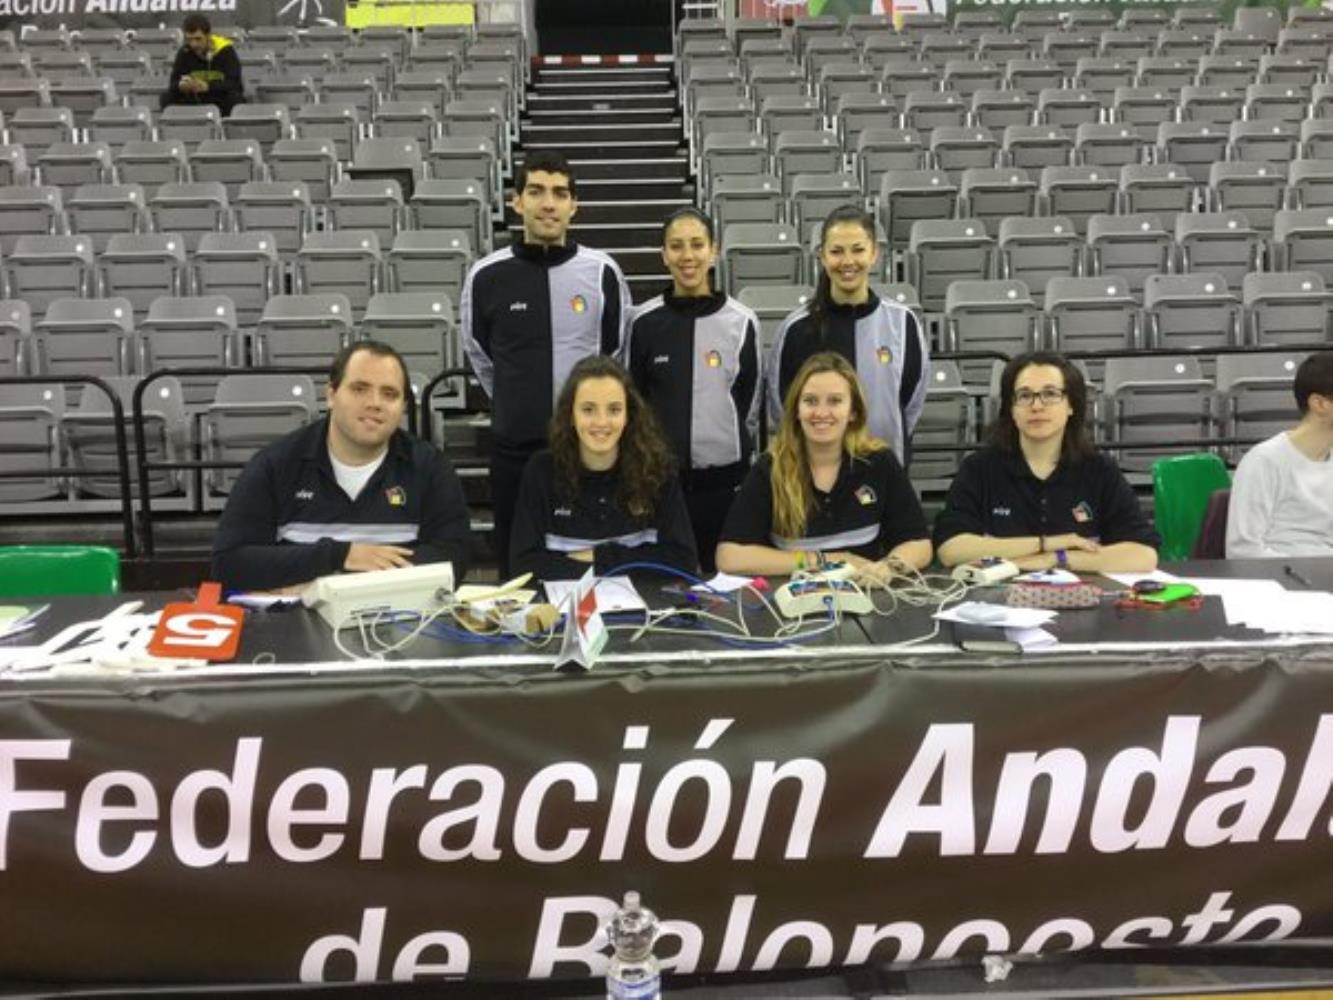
[795, 551, 806, 572]
[1055, 548, 1068, 568]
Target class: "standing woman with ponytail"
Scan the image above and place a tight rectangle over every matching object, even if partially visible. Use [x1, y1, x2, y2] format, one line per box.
[767, 204, 930, 465]
[626, 208, 761, 571]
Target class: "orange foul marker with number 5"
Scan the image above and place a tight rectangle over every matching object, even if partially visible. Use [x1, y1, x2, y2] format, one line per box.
[147, 582, 244, 661]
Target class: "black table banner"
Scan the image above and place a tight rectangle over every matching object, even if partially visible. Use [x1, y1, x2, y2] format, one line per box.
[1, 650, 1331, 987]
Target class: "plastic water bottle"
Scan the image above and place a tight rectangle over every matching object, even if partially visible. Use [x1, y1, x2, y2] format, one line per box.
[606, 891, 661, 1000]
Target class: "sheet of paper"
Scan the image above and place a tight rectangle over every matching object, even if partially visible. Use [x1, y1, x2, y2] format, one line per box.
[226, 594, 302, 610]
[1172, 577, 1288, 627]
[544, 576, 647, 614]
[0, 604, 48, 641]
[692, 572, 755, 594]
[1234, 590, 1333, 635]
[934, 602, 1058, 629]
[1006, 626, 1060, 650]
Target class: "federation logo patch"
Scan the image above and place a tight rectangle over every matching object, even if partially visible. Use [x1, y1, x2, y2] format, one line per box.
[570, 294, 587, 314]
[385, 486, 407, 507]
[1072, 500, 1093, 523]
[705, 349, 722, 368]
[877, 347, 892, 365]
[855, 485, 877, 506]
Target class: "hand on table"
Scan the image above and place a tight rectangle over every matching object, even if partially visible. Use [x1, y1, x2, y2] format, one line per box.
[344, 543, 414, 572]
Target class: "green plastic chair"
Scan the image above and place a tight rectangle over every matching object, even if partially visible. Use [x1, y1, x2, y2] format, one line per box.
[1151, 454, 1232, 562]
[0, 545, 121, 598]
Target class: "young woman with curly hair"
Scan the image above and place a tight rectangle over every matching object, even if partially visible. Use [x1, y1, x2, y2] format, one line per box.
[716, 352, 932, 581]
[509, 354, 699, 579]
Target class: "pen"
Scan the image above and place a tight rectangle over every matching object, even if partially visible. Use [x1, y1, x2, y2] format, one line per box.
[1284, 564, 1315, 589]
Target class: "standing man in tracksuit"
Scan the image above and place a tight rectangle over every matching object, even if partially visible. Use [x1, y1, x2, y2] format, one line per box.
[461, 150, 633, 574]
[161, 14, 245, 118]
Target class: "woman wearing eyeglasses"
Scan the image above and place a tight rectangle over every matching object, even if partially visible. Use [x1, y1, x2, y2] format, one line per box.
[934, 351, 1159, 572]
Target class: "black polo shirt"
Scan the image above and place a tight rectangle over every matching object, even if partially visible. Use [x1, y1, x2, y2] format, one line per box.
[720, 449, 929, 558]
[933, 446, 1160, 549]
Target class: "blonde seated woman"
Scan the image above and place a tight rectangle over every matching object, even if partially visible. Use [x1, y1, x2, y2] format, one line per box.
[716, 352, 932, 582]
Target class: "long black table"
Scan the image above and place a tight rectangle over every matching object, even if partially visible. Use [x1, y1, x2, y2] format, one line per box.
[1, 560, 1331, 998]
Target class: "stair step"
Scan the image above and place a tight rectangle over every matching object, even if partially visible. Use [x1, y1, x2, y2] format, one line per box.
[564, 156, 689, 179]
[570, 198, 693, 223]
[536, 66, 672, 81]
[533, 80, 675, 96]
[576, 176, 694, 199]
[528, 95, 678, 114]
[523, 121, 681, 142]
[520, 138, 683, 158]
[508, 221, 668, 248]
[627, 272, 669, 302]
[528, 108, 679, 126]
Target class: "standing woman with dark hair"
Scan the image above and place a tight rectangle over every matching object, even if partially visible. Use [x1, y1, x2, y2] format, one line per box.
[510, 355, 698, 580]
[767, 204, 930, 465]
[717, 352, 932, 579]
[626, 208, 760, 571]
[934, 351, 1159, 572]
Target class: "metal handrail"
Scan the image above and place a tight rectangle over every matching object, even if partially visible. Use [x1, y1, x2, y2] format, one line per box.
[0, 374, 136, 556]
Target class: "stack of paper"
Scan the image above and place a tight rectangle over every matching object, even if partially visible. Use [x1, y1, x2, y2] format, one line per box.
[544, 577, 648, 614]
[934, 601, 1059, 629]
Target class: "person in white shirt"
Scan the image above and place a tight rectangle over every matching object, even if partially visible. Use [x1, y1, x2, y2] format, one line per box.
[1227, 351, 1333, 558]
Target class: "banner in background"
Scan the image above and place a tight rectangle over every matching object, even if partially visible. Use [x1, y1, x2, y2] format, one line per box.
[0, 653, 1331, 988]
[0, 0, 345, 32]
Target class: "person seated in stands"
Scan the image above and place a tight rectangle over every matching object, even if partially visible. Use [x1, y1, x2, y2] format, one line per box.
[161, 14, 245, 118]
[1227, 351, 1333, 558]
[510, 355, 698, 580]
[934, 351, 1159, 573]
[211, 341, 471, 592]
[626, 207, 760, 574]
[766, 204, 930, 466]
[716, 351, 932, 582]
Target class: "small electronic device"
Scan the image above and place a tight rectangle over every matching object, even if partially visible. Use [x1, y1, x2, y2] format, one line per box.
[951, 558, 1020, 586]
[775, 578, 873, 618]
[303, 562, 455, 629]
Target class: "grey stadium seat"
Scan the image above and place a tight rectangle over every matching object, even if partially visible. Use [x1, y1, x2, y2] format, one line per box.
[408, 179, 491, 254]
[232, 181, 313, 260]
[1102, 355, 1215, 475]
[720, 222, 804, 295]
[362, 292, 456, 380]
[998, 216, 1083, 308]
[254, 294, 355, 379]
[1085, 213, 1172, 300]
[711, 174, 784, 231]
[1038, 166, 1120, 235]
[148, 182, 230, 254]
[189, 139, 267, 201]
[0, 381, 65, 503]
[33, 296, 134, 382]
[943, 279, 1040, 387]
[1175, 211, 1265, 287]
[294, 231, 383, 321]
[5, 236, 95, 317]
[387, 229, 472, 303]
[34, 141, 114, 198]
[0, 185, 63, 257]
[192, 232, 282, 330]
[0, 300, 33, 378]
[1143, 272, 1243, 353]
[1208, 161, 1288, 234]
[1272, 208, 1333, 284]
[1044, 277, 1141, 375]
[879, 169, 958, 254]
[1242, 271, 1330, 346]
[1119, 164, 1198, 234]
[914, 361, 976, 486]
[98, 233, 188, 325]
[270, 138, 340, 205]
[112, 140, 188, 199]
[62, 374, 188, 500]
[906, 219, 995, 313]
[138, 296, 240, 408]
[959, 168, 1038, 236]
[1215, 352, 1308, 459]
[65, 183, 149, 254]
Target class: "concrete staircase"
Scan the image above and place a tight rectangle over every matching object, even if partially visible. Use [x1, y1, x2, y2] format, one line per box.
[510, 61, 693, 301]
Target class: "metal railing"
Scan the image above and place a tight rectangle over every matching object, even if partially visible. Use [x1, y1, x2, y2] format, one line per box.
[0, 374, 137, 557]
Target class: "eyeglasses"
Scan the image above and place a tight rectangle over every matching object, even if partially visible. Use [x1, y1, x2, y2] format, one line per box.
[1013, 387, 1067, 408]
